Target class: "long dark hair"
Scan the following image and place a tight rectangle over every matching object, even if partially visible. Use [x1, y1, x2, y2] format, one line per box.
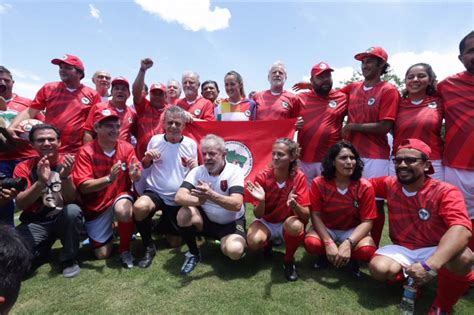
[273, 138, 300, 177]
[401, 63, 437, 98]
[321, 140, 364, 181]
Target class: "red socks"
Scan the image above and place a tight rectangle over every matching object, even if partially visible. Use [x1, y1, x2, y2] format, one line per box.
[303, 235, 325, 256]
[283, 229, 304, 264]
[118, 220, 135, 254]
[351, 245, 376, 262]
[432, 268, 474, 312]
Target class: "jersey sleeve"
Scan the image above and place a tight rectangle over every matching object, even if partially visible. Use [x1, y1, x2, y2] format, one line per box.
[181, 166, 199, 190]
[228, 167, 245, 195]
[295, 172, 310, 207]
[369, 176, 389, 199]
[438, 186, 472, 231]
[201, 101, 216, 121]
[13, 161, 33, 188]
[379, 86, 400, 121]
[339, 83, 354, 95]
[72, 148, 95, 188]
[30, 85, 48, 110]
[83, 104, 98, 133]
[309, 178, 323, 213]
[358, 181, 378, 221]
[289, 95, 302, 118]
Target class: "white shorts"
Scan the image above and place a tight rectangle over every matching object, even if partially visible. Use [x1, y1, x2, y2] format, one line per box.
[375, 244, 437, 269]
[445, 166, 474, 219]
[299, 160, 322, 187]
[84, 194, 134, 243]
[326, 227, 355, 243]
[255, 218, 284, 242]
[389, 158, 445, 181]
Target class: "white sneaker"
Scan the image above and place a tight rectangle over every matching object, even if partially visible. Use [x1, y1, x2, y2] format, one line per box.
[120, 251, 135, 269]
[62, 261, 80, 278]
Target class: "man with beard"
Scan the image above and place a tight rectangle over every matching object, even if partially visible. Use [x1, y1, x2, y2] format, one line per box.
[177, 71, 215, 122]
[297, 62, 348, 186]
[166, 79, 182, 105]
[253, 61, 302, 123]
[175, 134, 246, 275]
[438, 31, 474, 251]
[369, 139, 473, 314]
[92, 70, 112, 102]
[8, 54, 101, 154]
[13, 124, 83, 278]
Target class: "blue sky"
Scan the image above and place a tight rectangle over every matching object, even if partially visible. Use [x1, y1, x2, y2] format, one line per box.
[1, 0, 473, 100]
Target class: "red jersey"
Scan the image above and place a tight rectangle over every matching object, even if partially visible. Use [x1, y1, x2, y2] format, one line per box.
[393, 96, 444, 160]
[0, 94, 42, 160]
[253, 168, 310, 223]
[177, 96, 215, 121]
[72, 139, 136, 221]
[30, 82, 101, 154]
[438, 71, 474, 170]
[253, 90, 301, 121]
[310, 176, 377, 230]
[84, 101, 137, 143]
[371, 176, 472, 249]
[134, 97, 168, 159]
[297, 89, 347, 163]
[341, 81, 399, 159]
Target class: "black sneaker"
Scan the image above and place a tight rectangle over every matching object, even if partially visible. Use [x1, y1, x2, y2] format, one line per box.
[283, 262, 298, 281]
[138, 244, 156, 268]
[313, 255, 329, 270]
[180, 251, 200, 275]
[349, 260, 361, 278]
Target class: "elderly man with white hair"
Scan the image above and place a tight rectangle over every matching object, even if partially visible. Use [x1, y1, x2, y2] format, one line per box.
[176, 71, 215, 122]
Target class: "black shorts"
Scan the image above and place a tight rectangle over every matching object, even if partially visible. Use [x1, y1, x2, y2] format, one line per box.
[143, 190, 181, 235]
[198, 207, 247, 240]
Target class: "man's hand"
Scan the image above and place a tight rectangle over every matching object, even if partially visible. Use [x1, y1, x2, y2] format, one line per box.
[142, 149, 161, 167]
[334, 241, 351, 268]
[325, 241, 339, 265]
[109, 161, 122, 182]
[0, 187, 18, 206]
[292, 82, 312, 92]
[341, 123, 352, 138]
[183, 157, 198, 169]
[140, 58, 153, 71]
[37, 156, 51, 184]
[406, 262, 435, 286]
[59, 154, 75, 178]
[129, 157, 142, 181]
[184, 111, 194, 123]
[247, 181, 265, 201]
[295, 116, 304, 130]
[286, 188, 298, 209]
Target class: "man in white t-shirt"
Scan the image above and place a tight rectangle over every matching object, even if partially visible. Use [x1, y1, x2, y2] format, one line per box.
[133, 106, 197, 268]
[175, 134, 246, 275]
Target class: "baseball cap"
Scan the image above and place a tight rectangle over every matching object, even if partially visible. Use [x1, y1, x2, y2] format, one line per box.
[397, 138, 434, 174]
[354, 46, 388, 62]
[150, 83, 166, 93]
[51, 54, 85, 72]
[311, 62, 334, 77]
[111, 76, 130, 90]
[94, 108, 120, 124]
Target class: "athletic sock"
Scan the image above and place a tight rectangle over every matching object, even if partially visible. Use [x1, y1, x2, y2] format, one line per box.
[303, 235, 325, 256]
[433, 268, 474, 312]
[283, 229, 304, 264]
[388, 271, 405, 284]
[180, 225, 199, 256]
[352, 245, 377, 262]
[118, 220, 135, 254]
[135, 216, 152, 248]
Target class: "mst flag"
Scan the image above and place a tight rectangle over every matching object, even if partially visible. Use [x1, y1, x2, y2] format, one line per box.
[184, 119, 296, 200]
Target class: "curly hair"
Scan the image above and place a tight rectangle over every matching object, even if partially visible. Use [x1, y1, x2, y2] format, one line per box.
[321, 140, 364, 181]
[272, 137, 300, 177]
[401, 63, 437, 98]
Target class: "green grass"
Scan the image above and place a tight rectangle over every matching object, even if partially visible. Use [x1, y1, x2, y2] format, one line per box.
[13, 209, 474, 314]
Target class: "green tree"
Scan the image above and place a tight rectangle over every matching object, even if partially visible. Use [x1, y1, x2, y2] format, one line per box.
[340, 70, 404, 92]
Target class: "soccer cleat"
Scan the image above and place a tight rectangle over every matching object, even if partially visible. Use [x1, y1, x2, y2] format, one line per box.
[62, 260, 80, 278]
[313, 255, 329, 270]
[283, 262, 298, 281]
[180, 251, 200, 275]
[120, 251, 135, 269]
[137, 244, 156, 269]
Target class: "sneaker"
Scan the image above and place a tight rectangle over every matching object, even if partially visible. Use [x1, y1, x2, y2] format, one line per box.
[349, 260, 361, 278]
[313, 255, 329, 270]
[137, 244, 156, 269]
[120, 251, 135, 269]
[62, 260, 80, 278]
[428, 305, 451, 315]
[180, 251, 200, 275]
[283, 262, 298, 281]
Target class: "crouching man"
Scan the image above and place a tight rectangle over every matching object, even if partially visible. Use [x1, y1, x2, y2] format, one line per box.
[175, 134, 246, 275]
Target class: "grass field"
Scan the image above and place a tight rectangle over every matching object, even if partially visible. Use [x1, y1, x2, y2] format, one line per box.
[12, 209, 474, 314]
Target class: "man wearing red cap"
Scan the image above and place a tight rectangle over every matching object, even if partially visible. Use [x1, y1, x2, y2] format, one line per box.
[253, 61, 302, 122]
[72, 108, 141, 268]
[297, 62, 348, 186]
[340, 46, 400, 247]
[438, 31, 474, 251]
[8, 54, 101, 154]
[177, 71, 215, 122]
[83, 76, 137, 144]
[132, 58, 170, 159]
[369, 138, 473, 314]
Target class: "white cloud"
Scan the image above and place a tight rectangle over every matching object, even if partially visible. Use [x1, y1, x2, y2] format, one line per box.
[13, 81, 42, 100]
[10, 68, 41, 82]
[134, 0, 231, 32]
[89, 4, 102, 23]
[0, 3, 12, 14]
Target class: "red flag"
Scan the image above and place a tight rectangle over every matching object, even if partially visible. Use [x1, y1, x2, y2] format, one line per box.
[184, 119, 296, 201]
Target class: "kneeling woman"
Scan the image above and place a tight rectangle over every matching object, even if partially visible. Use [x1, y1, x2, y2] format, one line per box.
[246, 138, 310, 281]
[304, 140, 377, 274]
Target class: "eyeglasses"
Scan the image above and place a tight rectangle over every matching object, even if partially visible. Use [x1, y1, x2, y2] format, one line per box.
[44, 181, 61, 193]
[392, 157, 425, 165]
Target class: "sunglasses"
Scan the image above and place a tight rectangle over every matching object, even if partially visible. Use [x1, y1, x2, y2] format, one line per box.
[392, 157, 425, 165]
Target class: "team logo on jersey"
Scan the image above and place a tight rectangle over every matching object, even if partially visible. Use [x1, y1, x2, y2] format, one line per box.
[328, 100, 337, 108]
[281, 101, 289, 109]
[121, 162, 127, 171]
[102, 109, 111, 116]
[244, 110, 251, 117]
[194, 109, 202, 116]
[225, 140, 253, 178]
[220, 180, 228, 192]
[418, 208, 431, 221]
[367, 98, 376, 106]
[128, 117, 133, 124]
[81, 97, 91, 105]
[427, 102, 437, 109]
[353, 200, 359, 208]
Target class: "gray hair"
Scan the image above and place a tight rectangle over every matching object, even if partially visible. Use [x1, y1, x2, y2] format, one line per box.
[164, 105, 187, 122]
[182, 71, 200, 83]
[268, 61, 287, 76]
[201, 134, 226, 152]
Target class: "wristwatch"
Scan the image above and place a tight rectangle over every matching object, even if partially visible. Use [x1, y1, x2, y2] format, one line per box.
[345, 237, 356, 249]
[105, 176, 112, 184]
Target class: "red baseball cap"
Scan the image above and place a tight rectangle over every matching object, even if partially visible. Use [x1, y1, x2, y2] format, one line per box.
[94, 108, 120, 124]
[111, 76, 130, 90]
[150, 83, 166, 93]
[397, 138, 434, 174]
[311, 62, 334, 77]
[354, 46, 388, 62]
[51, 54, 85, 72]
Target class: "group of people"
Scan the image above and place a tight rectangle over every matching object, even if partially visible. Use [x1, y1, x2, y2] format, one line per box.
[0, 30, 473, 314]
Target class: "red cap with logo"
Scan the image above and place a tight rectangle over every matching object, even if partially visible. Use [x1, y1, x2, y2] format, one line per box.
[354, 46, 388, 62]
[150, 83, 166, 93]
[111, 76, 130, 90]
[311, 62, 334, 77]
[94, 108, 120, 124]
[51, 54, 85, 71]
[397, 138, 434, 174]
